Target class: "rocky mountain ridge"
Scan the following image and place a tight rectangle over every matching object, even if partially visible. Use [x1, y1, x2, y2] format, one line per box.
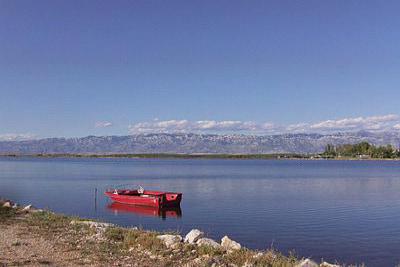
[0, 131, 399, 154]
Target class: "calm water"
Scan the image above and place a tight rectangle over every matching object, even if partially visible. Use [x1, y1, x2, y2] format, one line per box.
[1, 157, 400, 266]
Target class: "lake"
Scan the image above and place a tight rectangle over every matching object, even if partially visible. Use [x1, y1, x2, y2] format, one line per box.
[1, 157, 400, 266]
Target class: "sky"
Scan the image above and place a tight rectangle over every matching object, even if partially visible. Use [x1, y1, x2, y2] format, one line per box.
[1, 0, 400, 139]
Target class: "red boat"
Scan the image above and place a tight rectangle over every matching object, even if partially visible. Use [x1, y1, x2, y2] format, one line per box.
[104, 186, 182, 208]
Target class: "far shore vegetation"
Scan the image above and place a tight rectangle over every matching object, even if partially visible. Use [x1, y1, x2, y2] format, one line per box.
[1, 142, 399, 160]
[322, 142, 400, 159]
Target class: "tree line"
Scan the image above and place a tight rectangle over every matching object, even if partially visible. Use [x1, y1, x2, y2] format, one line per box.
[323, 142, 400, 159]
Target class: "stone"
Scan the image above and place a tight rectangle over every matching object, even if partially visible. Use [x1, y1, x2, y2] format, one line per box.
[184, 229, 204, 244]
[242, 261, 254, 267]
[2, 201, 12, 208]
[157, 234, 182, 248]
[320, 262, 340, 267]
[170, 242, 180, 250]
[196, 238, 221, 249]
[22, 204, 33, 211]
[253, 252, 264, 258]
[296, 259, 319, 267]
[70, 220, 114, 228]
[221, 235, 241, 250]
[30, 209, 44, 213]
[193, 258, 202, 265]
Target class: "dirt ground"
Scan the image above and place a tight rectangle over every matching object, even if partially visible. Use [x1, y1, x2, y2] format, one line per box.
[0, 209, 167, 267]
[0, 219, 84, 266]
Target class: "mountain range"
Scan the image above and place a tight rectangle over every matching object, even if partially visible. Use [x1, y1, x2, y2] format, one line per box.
[0, 131, 400, 155]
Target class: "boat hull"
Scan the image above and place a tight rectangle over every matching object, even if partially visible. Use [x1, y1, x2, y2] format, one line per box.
[105, 190, 182, 208]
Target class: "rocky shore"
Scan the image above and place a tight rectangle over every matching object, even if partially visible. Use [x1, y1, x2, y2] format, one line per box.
[1, 199, 345, 267]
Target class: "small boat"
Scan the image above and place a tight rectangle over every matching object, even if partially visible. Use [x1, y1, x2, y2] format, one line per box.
[104, 185, 182, 208]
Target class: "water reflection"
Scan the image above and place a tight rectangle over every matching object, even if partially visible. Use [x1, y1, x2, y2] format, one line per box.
[107, 202, 182, 219]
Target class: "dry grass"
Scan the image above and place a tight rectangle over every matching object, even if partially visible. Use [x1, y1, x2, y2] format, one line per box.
[104, 227, 165, 253]
[28, 210, 71, 228]
[0, 206, 16, 220]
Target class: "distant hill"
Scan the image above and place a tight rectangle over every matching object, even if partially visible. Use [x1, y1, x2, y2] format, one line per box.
[0, 131, 399, 154]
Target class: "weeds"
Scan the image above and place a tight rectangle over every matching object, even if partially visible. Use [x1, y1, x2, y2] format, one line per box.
[28, 211, 70, 229]
[223, 248, 298, 267]
[197, 245, 223, 257]
[104, 227, 164, 254]
[0, 206, 16, 220]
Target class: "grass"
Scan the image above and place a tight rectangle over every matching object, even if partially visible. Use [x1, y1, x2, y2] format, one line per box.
[0, 205, 17, 220]
[217, 248, 298, 267]
[197, 245, 224, 257]
[104, 227, 165, 253]
[28, 211, 71, 230]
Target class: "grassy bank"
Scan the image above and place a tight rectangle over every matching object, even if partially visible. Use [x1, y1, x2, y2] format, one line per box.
[0, 201, 350, 267]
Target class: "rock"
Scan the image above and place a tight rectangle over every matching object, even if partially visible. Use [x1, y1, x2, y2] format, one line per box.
[184, 229, 204, 244]
[221, 235, 241, 250]
[296, 259, 319, 267]
[320, 262, 340, 267]
[196, 238, 221, 249]
[253, 252, 264, 258]
[30, 209, 44, 213]
[156, 234, 182, 248]
[193, 258, 202, 265]
[2, 201, 12, 208]
[170, 242, 181, 250]
[172, 248, 180, 254]
[22, 204, 33, 211]
[70, 220, 114, 228]
[88, 231, 106, 241]
[12, 203, 18, 209]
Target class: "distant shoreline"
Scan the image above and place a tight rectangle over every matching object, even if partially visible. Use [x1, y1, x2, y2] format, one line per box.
[1, 153, 399, 161]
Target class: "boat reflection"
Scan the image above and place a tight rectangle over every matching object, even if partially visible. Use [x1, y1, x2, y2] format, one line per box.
[107, 202, 182, 219]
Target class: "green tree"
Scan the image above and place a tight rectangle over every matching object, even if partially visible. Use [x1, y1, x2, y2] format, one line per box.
[323, 144, 337, 157]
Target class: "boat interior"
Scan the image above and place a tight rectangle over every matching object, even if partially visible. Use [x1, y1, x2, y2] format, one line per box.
[114, 189, 152, 197]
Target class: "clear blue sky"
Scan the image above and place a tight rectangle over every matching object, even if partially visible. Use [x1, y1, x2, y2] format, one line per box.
[1, 1, 400, 138]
